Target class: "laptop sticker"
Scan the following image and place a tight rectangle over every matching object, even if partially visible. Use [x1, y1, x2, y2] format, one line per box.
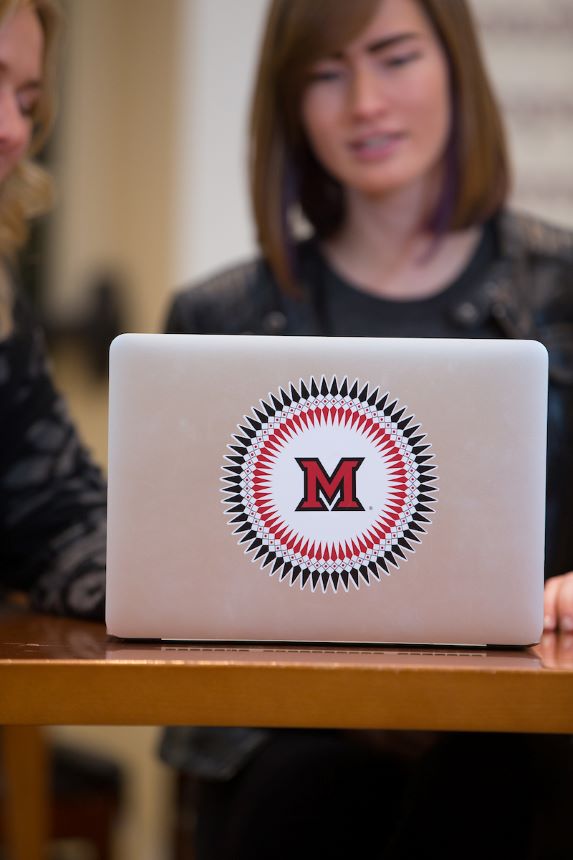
[222, 377, 437, 592]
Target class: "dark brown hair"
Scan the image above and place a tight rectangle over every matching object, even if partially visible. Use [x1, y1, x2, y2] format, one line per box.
[250, 0, 510, 291]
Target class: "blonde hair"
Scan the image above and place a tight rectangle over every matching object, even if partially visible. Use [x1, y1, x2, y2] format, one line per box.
[0, 0, 61, 335]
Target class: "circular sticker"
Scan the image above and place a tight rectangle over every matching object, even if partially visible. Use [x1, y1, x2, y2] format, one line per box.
[222, 377, 438, 592]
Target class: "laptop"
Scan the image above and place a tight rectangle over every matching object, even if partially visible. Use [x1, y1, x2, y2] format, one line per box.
[105, 334, 548, 647]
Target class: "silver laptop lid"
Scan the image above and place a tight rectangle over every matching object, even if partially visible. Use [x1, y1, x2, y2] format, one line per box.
[106, 334, 547, 646]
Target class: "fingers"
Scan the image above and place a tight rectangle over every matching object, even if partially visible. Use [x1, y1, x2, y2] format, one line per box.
[535, 631, 573, 669]
[544, 576, 560, 631]
[544, 572, 573, 632]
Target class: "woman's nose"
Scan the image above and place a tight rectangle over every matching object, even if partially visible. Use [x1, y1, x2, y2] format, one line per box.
[348, 65, 389, 120]
[0, 89, 30, 153]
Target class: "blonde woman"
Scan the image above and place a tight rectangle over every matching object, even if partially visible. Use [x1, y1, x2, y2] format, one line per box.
[0, 0, 106, 619]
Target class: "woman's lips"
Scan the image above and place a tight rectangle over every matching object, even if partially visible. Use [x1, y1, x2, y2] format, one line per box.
[349, 132, 405, 161]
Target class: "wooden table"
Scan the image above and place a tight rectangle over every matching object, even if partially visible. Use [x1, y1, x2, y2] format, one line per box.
[1, 607, 573, 731]
[1, 607, 573, 859]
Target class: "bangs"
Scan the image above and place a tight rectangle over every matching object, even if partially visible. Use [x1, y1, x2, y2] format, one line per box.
[276, 0, 380, 99]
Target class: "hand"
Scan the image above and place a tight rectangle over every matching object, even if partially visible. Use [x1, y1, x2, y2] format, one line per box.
[544, 571, 573, 632]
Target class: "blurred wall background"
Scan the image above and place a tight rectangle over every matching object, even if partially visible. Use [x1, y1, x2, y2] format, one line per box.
[476, 0, 572, 228]
[48, 0, 181, 333]
[36, 1, 571, 859]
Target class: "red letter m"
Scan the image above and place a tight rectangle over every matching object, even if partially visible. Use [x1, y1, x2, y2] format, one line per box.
[296, 457, 364, 512]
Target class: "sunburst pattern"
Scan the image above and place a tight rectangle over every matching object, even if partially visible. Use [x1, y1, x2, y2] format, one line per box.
[222, 377, 438, 592]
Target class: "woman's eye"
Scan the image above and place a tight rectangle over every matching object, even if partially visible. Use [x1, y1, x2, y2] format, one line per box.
[15, 85, 41, 119]
[18, 98, 38, 118]
[384, 51, 421, 69]
[307, 66, 344, 84]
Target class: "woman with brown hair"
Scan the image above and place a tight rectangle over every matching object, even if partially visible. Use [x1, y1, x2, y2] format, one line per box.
[0, 0, 106, 618]
[168, 0, 573, 628]
[163, 0, 573, 856]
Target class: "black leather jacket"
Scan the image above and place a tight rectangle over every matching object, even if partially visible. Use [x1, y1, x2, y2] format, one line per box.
[166, 210, 573, 581]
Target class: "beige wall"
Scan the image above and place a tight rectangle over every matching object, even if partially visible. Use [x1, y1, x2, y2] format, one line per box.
[172, 0, 268, 286]
[49, 0, 183, 333]
[48, 0, 269, 332]
[472, 0, 573, 228]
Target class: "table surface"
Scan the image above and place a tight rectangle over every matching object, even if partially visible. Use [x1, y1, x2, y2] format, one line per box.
[1, 607, 573, 732]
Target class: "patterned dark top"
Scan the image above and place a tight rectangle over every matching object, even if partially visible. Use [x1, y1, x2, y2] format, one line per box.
[0, 288, 106, 620]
